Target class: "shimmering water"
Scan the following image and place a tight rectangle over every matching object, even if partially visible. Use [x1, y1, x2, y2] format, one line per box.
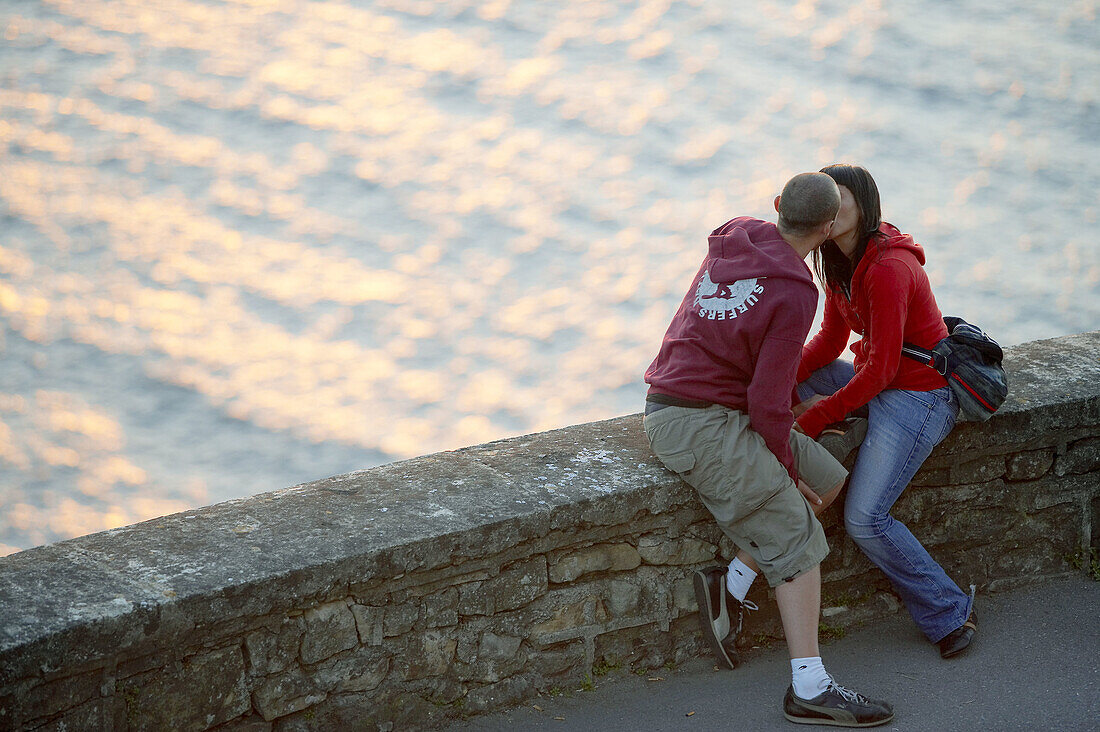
[1, 0, 1097, 555]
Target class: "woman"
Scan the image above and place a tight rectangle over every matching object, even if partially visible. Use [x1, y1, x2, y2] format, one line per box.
[794, 164, 976, 658]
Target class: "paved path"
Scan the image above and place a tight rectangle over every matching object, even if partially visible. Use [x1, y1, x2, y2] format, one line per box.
[447, 576, 1100, 731]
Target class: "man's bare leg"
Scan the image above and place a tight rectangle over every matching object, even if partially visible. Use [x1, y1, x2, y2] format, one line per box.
[774, 564, 821, 659]
[776, 563, 894, 726]
[777, 564, 834, 701]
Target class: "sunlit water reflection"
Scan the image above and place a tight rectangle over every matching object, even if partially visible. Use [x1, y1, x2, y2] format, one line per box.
[1, 0, 1097, 554]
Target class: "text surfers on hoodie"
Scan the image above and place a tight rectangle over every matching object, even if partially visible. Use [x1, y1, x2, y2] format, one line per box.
[646, 217, 818, 481]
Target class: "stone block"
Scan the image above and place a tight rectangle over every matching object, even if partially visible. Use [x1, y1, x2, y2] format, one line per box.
[399, 630, 458, 681]
[910, 464, 952, 487]
[422, 587, 459, 628]
[384, 601, 420, 636]
[544, 522, 638, 555]
[253, 666, 325, 722]
[116, 645, 250, 730]
[456, 629, 480, 663]
[1055, 437, 1100, 476]
[399, 566, 494, 599]
[0, 687, 19, 730]
[424, 676, 468, 705]
[549, 543, 641, 583]
[530, 598, 588, 639]
[19, 670, 100, 723]
[951, 455, 1007, 484]
[459, 557, 548, 615]
[245, 617, 303, 675]
[535, 644, 587, 680]
[464, 674, 535, 714]
[717, 532, 738, 559]
[27, 696, 104, 732]
[458, 582, 491, 616]
[479, 631, 522, 661]
[991, 531, 1077, 577]
[370, 690, 447, 732]
[937, 504, 1080, 586]
[530, 595, 610, 644]
[637, 535, 717, 565]
[300, 601, 359, 665]
[461, 632, 525, 683]
[923, 504, 1012, 547]
[309, 646, 390, 693]
[548, 494, 650, 532]
[671, 573, 697, 615]
[349, 603, 385, 646]
[604, 579, 642, 617]
[117, 649, 174, 680]
[1006, 449, 1055, 481]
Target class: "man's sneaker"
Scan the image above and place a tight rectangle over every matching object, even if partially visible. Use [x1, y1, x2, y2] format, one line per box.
[692, 566, 757, 670]
[816, 417, 868, 464]
[783, 682, 894, 727]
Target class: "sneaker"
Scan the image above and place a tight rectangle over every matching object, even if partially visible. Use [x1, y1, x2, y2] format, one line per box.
[817, 417, 868, 464]
[692, 566, 757, 670]
[783, 682, 894, 727]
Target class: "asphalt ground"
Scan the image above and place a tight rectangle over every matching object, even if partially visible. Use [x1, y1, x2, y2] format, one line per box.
[446, 575, 1100, 732]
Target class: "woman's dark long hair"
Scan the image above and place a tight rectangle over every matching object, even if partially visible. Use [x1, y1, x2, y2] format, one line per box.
[813, 164, 886, 299]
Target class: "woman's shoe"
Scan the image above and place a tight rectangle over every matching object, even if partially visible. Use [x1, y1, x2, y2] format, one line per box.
[816, 417, 868, 464]
[937, 610, 977, 658]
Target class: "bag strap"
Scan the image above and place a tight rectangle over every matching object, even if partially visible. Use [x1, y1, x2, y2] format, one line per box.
[901, 342, 949, 376]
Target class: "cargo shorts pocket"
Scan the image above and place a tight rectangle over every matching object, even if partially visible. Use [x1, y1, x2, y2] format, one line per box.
[658, 449, 696, 476]
[734, 490, 796, 562]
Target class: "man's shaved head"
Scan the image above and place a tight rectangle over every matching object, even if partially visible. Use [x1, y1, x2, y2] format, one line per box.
[776, 172, 841, 236]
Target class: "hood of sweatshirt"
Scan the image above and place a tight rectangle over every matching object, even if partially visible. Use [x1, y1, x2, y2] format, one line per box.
[852, 222, 925, 282]
[706, 217, 815, 287]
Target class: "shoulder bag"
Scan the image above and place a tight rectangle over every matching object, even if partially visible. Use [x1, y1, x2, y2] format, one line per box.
[901, 316, 1008, 422]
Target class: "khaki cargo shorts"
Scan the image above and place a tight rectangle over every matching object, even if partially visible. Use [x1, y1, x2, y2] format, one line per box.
[643, 404, 847, 587]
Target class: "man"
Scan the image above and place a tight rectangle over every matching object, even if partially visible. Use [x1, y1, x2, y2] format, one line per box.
[643, 172, 894, 727]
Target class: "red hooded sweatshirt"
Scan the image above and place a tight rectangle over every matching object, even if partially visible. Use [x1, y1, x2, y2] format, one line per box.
[795, 222, 949, 438]
[645, 217, 818, 482]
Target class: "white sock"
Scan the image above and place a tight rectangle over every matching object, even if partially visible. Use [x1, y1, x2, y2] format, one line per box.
[726, 558, 756, 601]
[791, 657, 831, 699]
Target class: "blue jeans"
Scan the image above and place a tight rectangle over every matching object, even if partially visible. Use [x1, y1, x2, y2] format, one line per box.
[798, 360, 972, 643]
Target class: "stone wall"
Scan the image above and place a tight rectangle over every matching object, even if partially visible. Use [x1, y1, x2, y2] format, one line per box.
[1, 331, 1098, 731]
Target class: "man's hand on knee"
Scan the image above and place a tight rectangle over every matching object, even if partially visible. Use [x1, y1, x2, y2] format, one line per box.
[797, 479, 823, 506]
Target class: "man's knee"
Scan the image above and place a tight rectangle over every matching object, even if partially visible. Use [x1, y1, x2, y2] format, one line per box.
[813, 480, 845, 514]
[752, 519, 829, 588]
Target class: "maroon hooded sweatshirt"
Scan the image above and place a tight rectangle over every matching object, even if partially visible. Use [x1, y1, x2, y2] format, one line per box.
[645, 217, 818, 482]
